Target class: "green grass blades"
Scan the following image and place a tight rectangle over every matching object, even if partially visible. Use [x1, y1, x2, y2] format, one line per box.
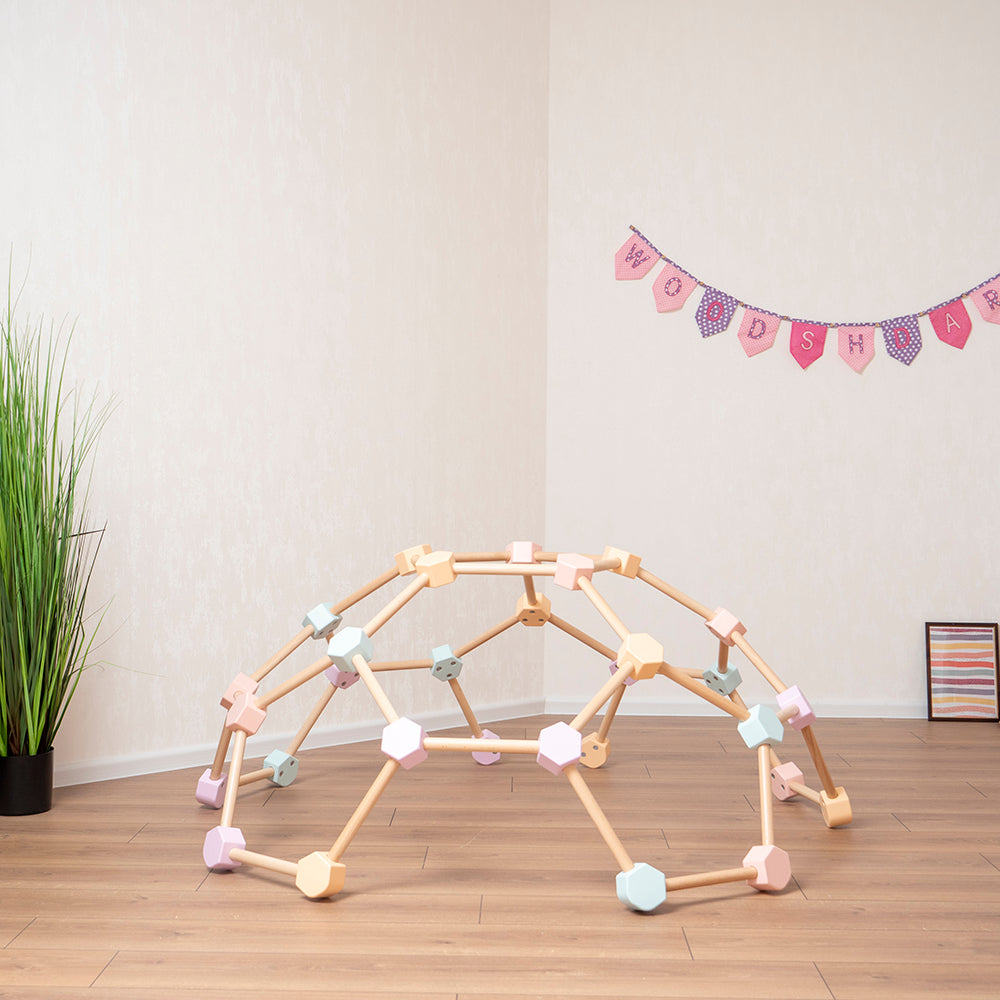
[0, 280, 110, 757]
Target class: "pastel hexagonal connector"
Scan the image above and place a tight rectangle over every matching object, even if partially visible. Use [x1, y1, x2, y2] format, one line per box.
[195, 768, 227, 809]
[705, 608, 747, 646]
[395, 543, 432, 576]
[516, 592, 551, 627]
[737, 704, 784, 750]
[506, 540, 541, 564]
[702, 664, 742, 696]
[430, 644, 463, 682]
[327, 626, 374, 673]
[553, 553, 595, 591]
[743, 844, 792, 891]
[415, 550, 457, 588]
[610, 660, 636, 687]
[472, 728, 501, 765]
[536, 721, 582, 775]
[615, 862, 667, 912]
[225, 689, 267, 736]
[820, 787, 853, 828]
[202, 825, 246, 870]
[580, 732, 609, 768]
[602, 545, 642, 578]
[617, 632, 665, 682]
[302, 602, 342, 640]
[264, 749, 299, 787]
[220, 672, 259, 710]
[381, 717, 428, 769]
[324, 665, 362, 689]
[776, 685, 816, 730]
[770, 762, 804, 801]
[295, 851, 346, 899]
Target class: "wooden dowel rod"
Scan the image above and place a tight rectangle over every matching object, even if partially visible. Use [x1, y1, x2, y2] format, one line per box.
[328, 759, 400, 861]
[789, 781, 822, 805]
[758, 744, 775, 846]
[577, 577, 630, 641]
[718, 641, 730, 672]
[287, 683, 338, 755]
[239, 767, 274, 786]
[454, 614, 521, 658]
[800, 725, 837, 797]
[570, 664, 633, 732]
[665, 867, 757, 893]
[252, 625, 315, 684]
[220, 729, 247, 828]
[729, 632, 787, 693]
[256, 653, 333, 709]
[447, 678, 483, 737]
[596, 682, 628, 742]
[353, 654, 399, 723]
[455, 552, 509, 562]
[423, 737, 541, 754]
[522, 574, 538, 605]
[455, 562, 557, 577]
[635, 567, 713, 618]
[657, 662, 750, 721]
[332, 565, 401, 616]
[563, 766, 634, 873]
[548, 614, 617, 660]
[363, 574, 429, 636]
[370, 659, 433, 671]
[777, 705, 799, 723]
[534, 552, 559, 562]
[229, 848, 299, 878]
[590, 557, 621, 573]
[209, 726, 232, 780]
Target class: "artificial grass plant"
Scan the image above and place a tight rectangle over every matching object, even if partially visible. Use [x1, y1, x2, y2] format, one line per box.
[0, 279, 109, 757]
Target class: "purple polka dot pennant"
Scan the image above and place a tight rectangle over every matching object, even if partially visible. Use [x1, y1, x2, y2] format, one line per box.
[695, 287, 738, 338]
[880, 315, 922, 366]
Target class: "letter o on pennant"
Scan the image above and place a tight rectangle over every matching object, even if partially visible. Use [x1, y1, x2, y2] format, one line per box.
[652, 262, 698, 313]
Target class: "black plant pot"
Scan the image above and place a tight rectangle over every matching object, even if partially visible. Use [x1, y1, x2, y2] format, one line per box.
[0, 747, 54, 815]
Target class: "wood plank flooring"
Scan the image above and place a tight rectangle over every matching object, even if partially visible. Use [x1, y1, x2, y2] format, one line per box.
[2, 714, 1000, 999]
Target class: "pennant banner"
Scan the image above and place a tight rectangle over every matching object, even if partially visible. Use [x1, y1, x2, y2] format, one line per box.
[615, 227, 999, 373]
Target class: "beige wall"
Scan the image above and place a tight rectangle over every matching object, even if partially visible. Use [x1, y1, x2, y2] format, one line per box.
[545, 0, 1000, 716]
[1, 1, 549, 782]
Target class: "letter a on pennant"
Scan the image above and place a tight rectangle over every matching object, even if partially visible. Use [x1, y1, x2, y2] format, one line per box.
[695, 287, 738, 338]
[614, 234, 658, 280]
[880, 315, 922, 365]
[789, 322, 828, 370]
[652, 262, 698, 312]
[737, 310, 780, 357]
[970, 277, 1000, 324]
[837, 326, 875, 373]
[929, 299, 972, 349]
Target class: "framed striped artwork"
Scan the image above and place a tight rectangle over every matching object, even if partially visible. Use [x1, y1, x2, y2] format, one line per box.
[925, 622, 1000, 721]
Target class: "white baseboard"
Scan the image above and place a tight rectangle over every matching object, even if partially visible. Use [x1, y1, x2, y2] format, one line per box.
[54, 696, 547, 788]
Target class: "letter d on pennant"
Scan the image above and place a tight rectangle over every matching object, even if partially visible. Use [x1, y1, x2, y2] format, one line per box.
[880, 315, 922, 365]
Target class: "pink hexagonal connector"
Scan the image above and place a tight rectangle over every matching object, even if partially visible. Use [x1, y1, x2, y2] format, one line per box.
[381, 717, 428, 770]
[705, 608, 747, 646]
[770, 762, 804, 801]
[195, 768, 227, 809]
[202, 825, 246, 870]
[220, 672, 258, 709]
[776, 685, 816, 730]
[553, 553, 595, 591]
[743, 844, 791, 891]
[536, 721, 582, 775]
[506, 540, 541, 564]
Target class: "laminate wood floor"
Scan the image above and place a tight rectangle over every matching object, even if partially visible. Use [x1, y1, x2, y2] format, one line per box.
[2, 714, 999, 999]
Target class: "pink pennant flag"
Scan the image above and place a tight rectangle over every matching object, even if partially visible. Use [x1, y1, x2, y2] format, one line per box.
[837, 326, 875, 373]
[929, 299, 972, 349]
[970, 277, 1000, 324]
[737, 310, 780, 357]
[789, 322, 828, 370]
[652, 262, 698, 312]
[614, 234, 658, 280]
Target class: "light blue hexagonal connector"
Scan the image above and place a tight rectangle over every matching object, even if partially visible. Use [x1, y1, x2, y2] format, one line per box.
[430, 644, 463, 682]
[702, 664, 742, 696]
[264, 749, 299, 787]
[737, 704, 784, 750]
[616, 862, 667, 912]
[327, 626, 374, 674]
[302, 602, 342, 640]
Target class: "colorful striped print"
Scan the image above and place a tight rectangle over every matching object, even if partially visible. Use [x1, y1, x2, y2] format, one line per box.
[928, 625, 998, 718]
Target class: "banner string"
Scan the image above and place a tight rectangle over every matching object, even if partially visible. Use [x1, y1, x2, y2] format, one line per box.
[629, 224, 1000, 329]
